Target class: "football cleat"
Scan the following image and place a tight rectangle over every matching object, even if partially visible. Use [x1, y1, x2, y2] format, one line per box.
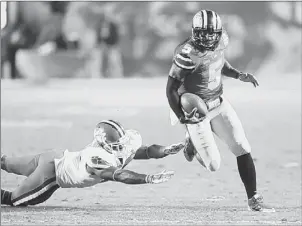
[248, 194, 276, 212]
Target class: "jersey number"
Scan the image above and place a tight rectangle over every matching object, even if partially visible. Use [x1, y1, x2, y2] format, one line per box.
[208, 57, 224, 90]
[182, 44, 192, 54]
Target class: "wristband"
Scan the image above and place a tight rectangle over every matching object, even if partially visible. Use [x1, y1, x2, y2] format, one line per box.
[112, 169, 122, 181]
[145, 174, 151, 183]
[238, 72, 247, 80]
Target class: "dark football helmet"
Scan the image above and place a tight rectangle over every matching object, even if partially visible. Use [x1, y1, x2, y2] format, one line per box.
[192, 9, 223, 51]
[94, 119, 129, 154]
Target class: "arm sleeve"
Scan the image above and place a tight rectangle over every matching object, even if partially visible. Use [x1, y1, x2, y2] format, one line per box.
[169, 56, 194, 83]
[173, 52, 195, 71]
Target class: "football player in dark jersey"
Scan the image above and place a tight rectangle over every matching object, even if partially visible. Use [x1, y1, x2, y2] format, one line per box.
[166, 9, 274, 212]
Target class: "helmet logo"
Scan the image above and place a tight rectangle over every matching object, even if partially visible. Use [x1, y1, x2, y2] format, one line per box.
[193, 11, 204, 28]
[95, 129, 107, 143]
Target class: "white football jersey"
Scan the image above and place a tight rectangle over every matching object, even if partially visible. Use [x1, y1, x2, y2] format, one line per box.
[54, 129, 142, 188]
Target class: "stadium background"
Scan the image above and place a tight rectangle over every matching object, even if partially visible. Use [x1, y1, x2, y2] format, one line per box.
[1, 1, 301, 79]
[1, 1, 301, 225]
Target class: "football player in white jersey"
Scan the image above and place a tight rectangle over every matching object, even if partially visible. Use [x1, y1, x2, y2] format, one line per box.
[166, 9, 274, 212]
[1, 120, 183, 207]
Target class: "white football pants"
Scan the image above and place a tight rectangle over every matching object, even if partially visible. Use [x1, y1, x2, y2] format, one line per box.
[170, 95, 251, 171]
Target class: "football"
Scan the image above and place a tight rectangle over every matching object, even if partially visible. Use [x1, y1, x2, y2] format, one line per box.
[180, 93, 208, 118]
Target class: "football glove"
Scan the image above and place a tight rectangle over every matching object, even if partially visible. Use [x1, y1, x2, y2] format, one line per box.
[163, 142, 185, 155]
[179, 108, 205, 124]
[238, 72, 259, 87]
[145, 170, 174, 184]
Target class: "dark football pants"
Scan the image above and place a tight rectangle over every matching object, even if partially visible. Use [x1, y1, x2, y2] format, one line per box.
[1, 150, 63, 206]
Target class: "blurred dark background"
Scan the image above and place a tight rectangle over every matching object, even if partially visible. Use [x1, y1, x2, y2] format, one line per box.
[1, 1, 301, 80]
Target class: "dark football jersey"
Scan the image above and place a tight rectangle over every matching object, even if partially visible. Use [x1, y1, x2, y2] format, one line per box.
[170, 30, 229, 102]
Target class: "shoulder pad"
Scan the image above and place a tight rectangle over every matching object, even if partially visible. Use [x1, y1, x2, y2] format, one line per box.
[174, 44, 196, 70]
[126, 129, 143, 152]
[82, 147, 119, 169]
[181, 43, 194, 55]
[117, 129, 142, 169]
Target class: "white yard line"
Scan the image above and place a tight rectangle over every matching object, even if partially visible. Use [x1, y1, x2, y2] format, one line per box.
[1, 119, 73, 129]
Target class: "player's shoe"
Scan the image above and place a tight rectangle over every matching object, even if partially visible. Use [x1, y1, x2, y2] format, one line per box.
[248, 194, 275, 212]
[183, 136, 195, 162]
[1, 189, 13, 206]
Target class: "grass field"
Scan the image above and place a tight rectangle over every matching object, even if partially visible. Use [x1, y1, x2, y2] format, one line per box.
[1, 75, 301, 225]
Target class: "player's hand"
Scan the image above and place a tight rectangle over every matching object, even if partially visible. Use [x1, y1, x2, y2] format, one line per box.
[145, 170, 174, 184]
[239, 73, 259, 87]
[163, 142, 185, 155]
[179, 108, 204, 124]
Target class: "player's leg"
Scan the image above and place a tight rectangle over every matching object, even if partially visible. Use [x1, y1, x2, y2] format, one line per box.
[185, 118, 221, 172]
[1, 153, 40, 176]
[170, 98, 221, 168]
[210, 102, 255, 195]
[210, 98, 252, 157]
[1, 150, 62, 206]
[210, 97, 275, 212]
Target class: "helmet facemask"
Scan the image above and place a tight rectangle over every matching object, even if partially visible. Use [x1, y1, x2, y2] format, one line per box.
[94, 128, 131, 164]
[95, 129, 128, 152]
[93, 120, 142, 167]
[192, 27, 222, 50]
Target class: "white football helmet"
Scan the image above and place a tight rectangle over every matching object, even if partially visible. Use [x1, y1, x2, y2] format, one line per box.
[192, 9, 223, 50]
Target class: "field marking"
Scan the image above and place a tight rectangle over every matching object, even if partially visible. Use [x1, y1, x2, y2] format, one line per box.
[29, 107, 140, 117]
[95, 220, 301, 225]
[205, 196, 226, 201]
[1, 219, 301, 225]
[1, 119, 73, 128]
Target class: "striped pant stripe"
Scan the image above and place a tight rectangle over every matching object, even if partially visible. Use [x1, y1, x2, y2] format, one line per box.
[12, 177, 59, 206]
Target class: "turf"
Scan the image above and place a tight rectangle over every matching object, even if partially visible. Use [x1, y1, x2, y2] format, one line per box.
[1, 75, 301, 225]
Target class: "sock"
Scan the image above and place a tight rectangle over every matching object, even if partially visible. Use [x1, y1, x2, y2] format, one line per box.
[1, 189, 13, 206]
[1, 155, 7, 171]
[237, 153, 257, 199]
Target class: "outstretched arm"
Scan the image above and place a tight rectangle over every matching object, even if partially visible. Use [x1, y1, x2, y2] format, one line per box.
[133, 143, 184, 160]
[95, 166, 147, 184]
[222, 60, 259, 87]
[91, 166, 174, 185]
